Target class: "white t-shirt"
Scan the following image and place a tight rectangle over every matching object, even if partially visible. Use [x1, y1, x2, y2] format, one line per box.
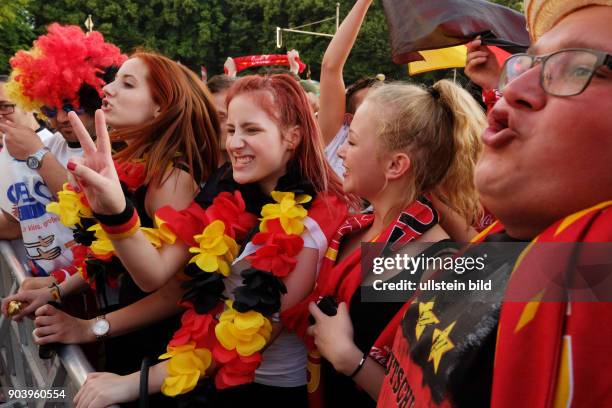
[37, 127, 55, 143]
[225, 216, 329, 387]
[0, 131, 82, 275]
[324, 124, 349, 179]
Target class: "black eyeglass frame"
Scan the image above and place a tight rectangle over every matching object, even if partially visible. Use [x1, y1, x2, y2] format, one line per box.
[499, 48, 612, 97]
[0, 103, 16, 114]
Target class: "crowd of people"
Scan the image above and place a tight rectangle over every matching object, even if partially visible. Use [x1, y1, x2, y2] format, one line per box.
[0, 0, 611, 407]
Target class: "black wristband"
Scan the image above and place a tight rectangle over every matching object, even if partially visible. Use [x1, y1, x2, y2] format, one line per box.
[93, 198, 135, 226]
[349, 352, 368, 378]
[139, 357, 151, 408]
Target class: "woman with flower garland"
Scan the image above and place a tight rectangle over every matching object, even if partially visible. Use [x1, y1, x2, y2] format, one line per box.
[3, 51, 220, 390]
[281, 80, 486, 406]
[66, 74, 349, 408]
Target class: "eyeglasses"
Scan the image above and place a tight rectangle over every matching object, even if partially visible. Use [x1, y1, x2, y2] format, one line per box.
[0, 103, 16, 114]
[40, 103, 85, 118]
[499, 48, 612, 97]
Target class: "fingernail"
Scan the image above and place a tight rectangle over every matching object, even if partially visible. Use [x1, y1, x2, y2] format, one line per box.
[67, 162, 76, 171]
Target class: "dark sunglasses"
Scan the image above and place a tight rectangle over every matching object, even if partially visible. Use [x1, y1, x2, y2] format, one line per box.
[41, 103, 85, 118]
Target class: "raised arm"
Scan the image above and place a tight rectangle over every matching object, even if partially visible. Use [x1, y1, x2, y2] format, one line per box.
[0, 119, 69, 199]
[65, 110, 194, 292]
[465, 37, 503, 92]
[318, 0, 373, 146]
[106, 168, 196, 291]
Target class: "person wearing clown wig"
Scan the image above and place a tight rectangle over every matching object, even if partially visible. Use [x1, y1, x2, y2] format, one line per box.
[2, 48, 223, 408]
[0, 24, 124, 282]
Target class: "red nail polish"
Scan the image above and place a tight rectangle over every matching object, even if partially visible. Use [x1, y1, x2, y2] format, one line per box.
[67, 162, 76, 171]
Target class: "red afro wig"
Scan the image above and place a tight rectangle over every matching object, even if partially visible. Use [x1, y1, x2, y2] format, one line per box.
[8, 23, 126, 112]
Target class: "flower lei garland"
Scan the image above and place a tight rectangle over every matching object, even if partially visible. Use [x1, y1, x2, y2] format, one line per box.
[46, 160, 170, 291]
[156, 183, 315, 397]
[49, 159, 318, 396]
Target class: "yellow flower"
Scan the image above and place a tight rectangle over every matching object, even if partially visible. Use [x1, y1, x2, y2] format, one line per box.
[141, 227, 175, 248]
[153, 216, 178, 245]
[87, 224, 114, 256]
[159, 342, 212, 397]
[215, 300, 272, 356]
[260, 191, 311, 235]
[188, 220, 238, 276]
[46, 183, 93, 227]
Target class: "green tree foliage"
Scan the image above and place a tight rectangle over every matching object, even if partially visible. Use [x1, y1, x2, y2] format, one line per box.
[19, 0, 404, 82]
[0, 0, 35, 74]
[25, 0, 226, 73]
[220, 0, 405, 82]
[3, 0, 523, 81]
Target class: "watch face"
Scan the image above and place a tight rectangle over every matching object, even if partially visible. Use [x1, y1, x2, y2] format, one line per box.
[26, 157, 40, 169]
[93, 319, 110, 336]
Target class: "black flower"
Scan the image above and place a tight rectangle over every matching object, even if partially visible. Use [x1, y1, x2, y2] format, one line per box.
[233, 268, 287, 315]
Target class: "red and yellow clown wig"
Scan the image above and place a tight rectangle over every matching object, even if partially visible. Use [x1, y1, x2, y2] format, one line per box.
[6, 23, 126, 113]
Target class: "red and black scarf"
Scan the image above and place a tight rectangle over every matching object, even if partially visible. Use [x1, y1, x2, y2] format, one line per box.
[282, 196, 439, 404]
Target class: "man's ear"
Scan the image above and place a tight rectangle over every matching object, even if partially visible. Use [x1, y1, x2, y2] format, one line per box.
[385, 152, 411, 181]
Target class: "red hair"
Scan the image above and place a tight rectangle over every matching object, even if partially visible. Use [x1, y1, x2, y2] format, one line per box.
[225, 74, 345, 200]
[8, 23, 126, 110]
[112, 52, 220, 187]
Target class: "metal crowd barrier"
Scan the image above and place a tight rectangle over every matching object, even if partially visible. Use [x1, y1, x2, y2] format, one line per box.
[0, 240, 119, 408]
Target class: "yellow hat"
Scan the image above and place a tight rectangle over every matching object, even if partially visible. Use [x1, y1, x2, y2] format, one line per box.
[525, 0, 612, 40]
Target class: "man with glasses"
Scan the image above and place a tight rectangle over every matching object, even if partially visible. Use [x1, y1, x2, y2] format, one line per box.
[0, 24, 124, 283]
[0, 75, 51, 150]
[0, 75, 55, 239]
[377, 2, 612, 407]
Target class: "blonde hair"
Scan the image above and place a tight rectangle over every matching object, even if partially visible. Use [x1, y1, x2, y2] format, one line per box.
[366, 80, 486, 225]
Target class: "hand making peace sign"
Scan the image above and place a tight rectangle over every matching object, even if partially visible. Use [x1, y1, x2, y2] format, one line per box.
[66, 110, 126, 215]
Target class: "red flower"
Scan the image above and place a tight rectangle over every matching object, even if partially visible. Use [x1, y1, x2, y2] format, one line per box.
[246, 219, 304, 277]
[114, 161, 146, 191]
[156, 202, 210, 247]
[71, 245, 88, 268]
[212, 344, 262, 389]
[170, 307, 217, 349]
[206, 191, 257, 241]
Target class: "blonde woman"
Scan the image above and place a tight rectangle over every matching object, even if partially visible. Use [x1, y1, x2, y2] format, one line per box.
[284, 80, 486, 406]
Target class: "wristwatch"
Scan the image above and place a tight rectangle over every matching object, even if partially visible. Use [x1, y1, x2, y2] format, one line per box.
[92, 315, 110, 340]
[26, 146, 50, 169]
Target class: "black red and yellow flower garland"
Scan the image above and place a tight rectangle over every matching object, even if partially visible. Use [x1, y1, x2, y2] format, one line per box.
[46, 160, 170, 290]
[49, 160, 317, 395]
[155, 189, 314, 396]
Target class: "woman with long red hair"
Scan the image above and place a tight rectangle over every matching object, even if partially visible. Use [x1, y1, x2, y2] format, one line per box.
[64, 74, 349, 407]
[4, 51, 221, 407]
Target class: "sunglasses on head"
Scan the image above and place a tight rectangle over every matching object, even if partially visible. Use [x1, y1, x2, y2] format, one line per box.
[40, 103, 85, 118]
